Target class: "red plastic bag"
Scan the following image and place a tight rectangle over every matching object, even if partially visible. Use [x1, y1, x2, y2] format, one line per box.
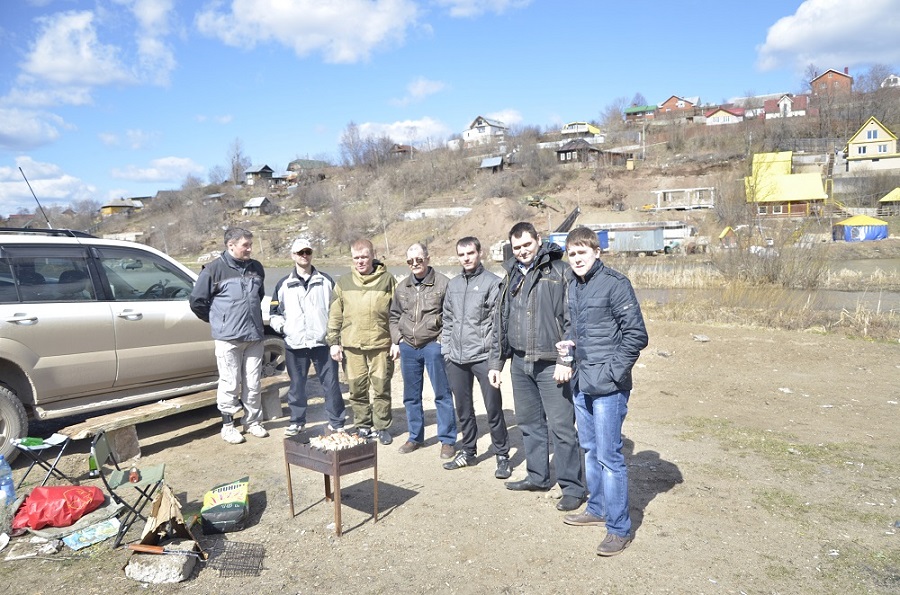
[12, 485, 106, 531]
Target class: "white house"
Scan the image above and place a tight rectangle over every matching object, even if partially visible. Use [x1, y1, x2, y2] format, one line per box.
[462, 116, 507, 148]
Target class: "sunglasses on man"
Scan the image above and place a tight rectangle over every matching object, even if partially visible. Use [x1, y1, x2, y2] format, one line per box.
[294, 249, 312, 256]
[406, 257, 426, 266]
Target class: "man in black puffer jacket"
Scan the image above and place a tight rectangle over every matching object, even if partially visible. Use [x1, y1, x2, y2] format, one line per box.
[556, 226, 648, 557]
[488, 222, 586, 512]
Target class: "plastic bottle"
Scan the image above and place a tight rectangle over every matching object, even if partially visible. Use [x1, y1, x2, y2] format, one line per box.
[88, 455, 99, 478]
[0, 454, 15, 506]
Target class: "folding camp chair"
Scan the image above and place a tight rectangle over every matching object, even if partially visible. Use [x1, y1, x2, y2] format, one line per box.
[12, 433, 72, 489]
[90, 430, 165, 547]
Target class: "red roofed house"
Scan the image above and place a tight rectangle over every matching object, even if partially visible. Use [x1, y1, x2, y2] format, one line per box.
[704, 106, 745, 126]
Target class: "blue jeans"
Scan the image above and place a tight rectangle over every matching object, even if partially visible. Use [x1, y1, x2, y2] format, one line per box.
[399, 341, 457, 445]
[574, 390, 630, 537]
[285, 345, 346, 429]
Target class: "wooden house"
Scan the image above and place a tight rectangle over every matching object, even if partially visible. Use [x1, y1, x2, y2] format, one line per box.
[556, 139, 603, 164]
[244, 164, 274, 186]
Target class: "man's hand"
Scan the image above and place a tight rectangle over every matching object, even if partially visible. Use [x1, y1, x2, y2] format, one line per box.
[330, 344, 343, 362]
[488, 369, 502, 388]
[553, 364, 573, 384]
[390, 343, 401, 360]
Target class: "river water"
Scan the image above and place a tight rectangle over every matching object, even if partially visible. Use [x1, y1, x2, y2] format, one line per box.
[261, 258, 900, 315]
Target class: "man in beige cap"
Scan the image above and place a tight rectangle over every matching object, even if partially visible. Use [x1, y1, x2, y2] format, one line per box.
[270, 238, 346, 436]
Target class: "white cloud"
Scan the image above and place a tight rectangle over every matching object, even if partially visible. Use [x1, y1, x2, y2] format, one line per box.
[110, 156, 204, 182]
[0, 156, 97, 214]
[98, 128, 160, 149]
[356, 117, 452, 144]
[1, 85, 93, 108]
[0, 108, 67, 151]
[195, 0, 420, 63]
[757, 0, 900, 72]
[22, 11, 133, 86]
[435, 0, 532, 18]
[391, 76, 447, 106]
[195, 114, 234, 124]
[116, 0, 177, 85]
[485, 109, 522, 127]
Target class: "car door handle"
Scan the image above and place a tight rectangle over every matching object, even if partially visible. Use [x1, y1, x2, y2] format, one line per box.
[116, 310, 143, 321]
[6, 314, 38, 325]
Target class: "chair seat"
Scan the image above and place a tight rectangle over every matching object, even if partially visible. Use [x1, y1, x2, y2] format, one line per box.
[107, 463, 165, 491]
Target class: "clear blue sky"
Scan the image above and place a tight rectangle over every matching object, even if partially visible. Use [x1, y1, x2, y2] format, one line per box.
[1, 0, 898, 215]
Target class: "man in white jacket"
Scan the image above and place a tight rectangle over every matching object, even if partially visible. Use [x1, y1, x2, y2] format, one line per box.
[269, 239, 346, 435]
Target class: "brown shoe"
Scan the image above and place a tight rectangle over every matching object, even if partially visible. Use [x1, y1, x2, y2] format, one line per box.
[564, 511, 606, 527]
[398, 441, 421, 454]
[597, 533, 632, 556]
[440, 443, 455, 459]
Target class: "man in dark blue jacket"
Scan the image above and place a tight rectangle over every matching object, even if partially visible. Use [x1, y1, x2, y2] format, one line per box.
[190, 227, 267, 445]
[556, 226, 648, 556]
[488, 222, 586, 512]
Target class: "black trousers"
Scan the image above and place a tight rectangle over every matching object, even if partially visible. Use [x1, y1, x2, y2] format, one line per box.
[446, 359, 510, 457]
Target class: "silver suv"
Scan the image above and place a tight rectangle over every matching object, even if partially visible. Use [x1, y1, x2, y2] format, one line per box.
[0, 228, 285, 460]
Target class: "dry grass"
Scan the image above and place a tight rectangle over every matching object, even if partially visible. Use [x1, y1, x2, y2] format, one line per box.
[642, 285, 900, 342]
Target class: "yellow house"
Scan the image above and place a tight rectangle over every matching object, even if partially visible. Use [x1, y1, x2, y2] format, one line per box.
[843, 116, 900, 173]
[878, 187, 900, 216]
[745, 152, 827, 217]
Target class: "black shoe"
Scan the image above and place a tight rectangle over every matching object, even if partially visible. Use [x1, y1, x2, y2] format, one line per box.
[556, 495, 586, 511]
[443, 451, 476, 470]
[504, 478, 551, 492]
[494, 455, 512, 479]
[356, 426, 373, 438]
[376, 429, 393, 445]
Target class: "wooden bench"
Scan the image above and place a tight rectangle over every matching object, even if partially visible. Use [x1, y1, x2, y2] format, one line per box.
[59, 376, 289, 459]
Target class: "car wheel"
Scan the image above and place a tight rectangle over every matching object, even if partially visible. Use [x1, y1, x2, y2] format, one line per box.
[0, 385, 28, 463]
[261, 334, 286, 378]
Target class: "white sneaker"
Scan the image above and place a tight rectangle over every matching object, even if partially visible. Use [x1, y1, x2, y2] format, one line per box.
[327, 424, 346, 433]
[246, 423, 269, 438]
[284, 423, 304, 437]
[221, 425, 245, 444]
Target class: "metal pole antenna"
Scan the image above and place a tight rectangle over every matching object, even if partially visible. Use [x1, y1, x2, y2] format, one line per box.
[18, 167, 53, 228]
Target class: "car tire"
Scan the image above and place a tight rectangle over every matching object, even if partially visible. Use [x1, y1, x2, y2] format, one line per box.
[0, 385, 28, 463]
[261, 334, 286, 378]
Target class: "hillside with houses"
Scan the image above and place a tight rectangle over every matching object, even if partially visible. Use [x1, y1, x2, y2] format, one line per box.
[4, 66, 900, 261]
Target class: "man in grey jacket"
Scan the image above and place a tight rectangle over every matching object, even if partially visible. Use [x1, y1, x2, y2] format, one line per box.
[269, 238, 346, 437]
[190, 227, 267, 444]
[441, 237, 511, 478]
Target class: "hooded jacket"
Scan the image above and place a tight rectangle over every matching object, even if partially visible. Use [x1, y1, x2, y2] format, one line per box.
[488, 241, 570, 369]
[269, 267, 335, 350]
[566, 260, 648, 395]
[326, 261, 396, 350]
[441, 263, 501, 364]
[189, 251, 265, 342]
[389, 266, 450, 348]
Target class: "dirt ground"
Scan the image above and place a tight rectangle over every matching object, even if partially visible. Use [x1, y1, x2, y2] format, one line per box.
[1, 318, 898, 594]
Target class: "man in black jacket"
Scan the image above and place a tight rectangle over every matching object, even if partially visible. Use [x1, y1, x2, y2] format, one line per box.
[488, 222, 586, 511]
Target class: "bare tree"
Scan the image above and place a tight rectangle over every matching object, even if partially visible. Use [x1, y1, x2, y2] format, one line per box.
[339, 122, 365, 168]
[600, 97, 629, 130]
[227, 138, 251, 186]
[631, 92, 648, 106]
[208, 164, 228, 185]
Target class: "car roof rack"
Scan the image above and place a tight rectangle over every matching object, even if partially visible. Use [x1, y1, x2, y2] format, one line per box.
[0, 227, 96, 238]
